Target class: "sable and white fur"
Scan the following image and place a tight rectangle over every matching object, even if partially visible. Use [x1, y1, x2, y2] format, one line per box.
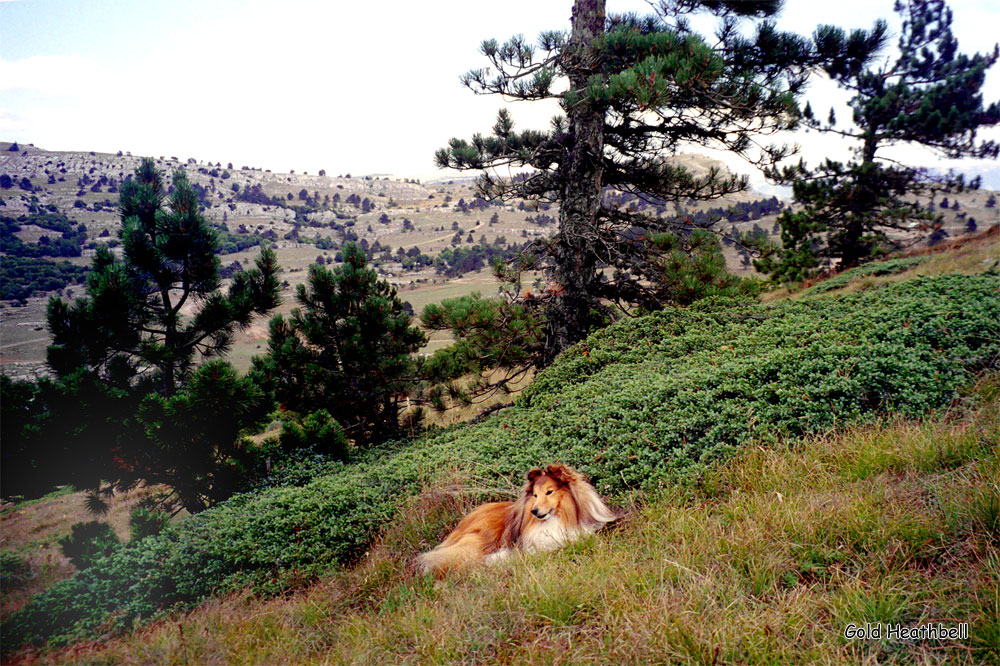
[417, 464, 615, 575]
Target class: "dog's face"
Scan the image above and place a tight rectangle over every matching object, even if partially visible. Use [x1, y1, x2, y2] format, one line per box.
[525, 465, 574, 521]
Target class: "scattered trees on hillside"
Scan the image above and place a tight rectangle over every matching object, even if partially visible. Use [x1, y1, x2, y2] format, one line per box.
[235, 182, 286, 207]
[0, 256, 89, 301]
[436, 0, 879, 362]
[1, 212, 87, 258]
[433, 241, 526, 277]
[756, 0, 1000, 282]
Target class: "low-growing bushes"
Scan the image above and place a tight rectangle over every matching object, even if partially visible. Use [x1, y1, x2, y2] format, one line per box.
[4, 274, 999, 651]
[129, 508, 169, 542]
[0, 552, 32, 590]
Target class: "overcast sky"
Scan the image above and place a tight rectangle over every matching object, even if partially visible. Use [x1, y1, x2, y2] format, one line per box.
[1, 0, 997, 184]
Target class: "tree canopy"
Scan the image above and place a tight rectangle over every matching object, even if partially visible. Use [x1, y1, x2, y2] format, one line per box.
[756, 0, 999, 281]
[252, 242, 426, 446]
[47, 159, 281, 394]
[436, 0, 880, 360]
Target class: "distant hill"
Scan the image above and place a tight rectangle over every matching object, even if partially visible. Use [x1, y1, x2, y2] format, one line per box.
[2, 141, 996, 379]
[931, 163, 1000, 190]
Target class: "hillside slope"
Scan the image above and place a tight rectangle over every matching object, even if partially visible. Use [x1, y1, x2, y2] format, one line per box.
[46, 376, 1000, 665]
[4, 272, 998, 654]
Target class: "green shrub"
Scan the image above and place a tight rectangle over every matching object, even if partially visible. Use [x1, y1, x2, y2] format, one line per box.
[279, 409, 349, 458]
[4, 275, 999, 651]
[129, 507, 170, 542]
[57, 522, 120, 570]
[0, 551, 32, 589]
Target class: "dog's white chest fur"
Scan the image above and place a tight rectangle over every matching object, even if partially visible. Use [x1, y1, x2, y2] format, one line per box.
[485, 517, 583, 565]
[521, 516, 583, 553]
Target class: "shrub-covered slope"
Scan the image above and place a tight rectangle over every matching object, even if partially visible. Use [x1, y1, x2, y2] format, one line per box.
[59, 377, 1000, 666]
[5, 274, 999, 650]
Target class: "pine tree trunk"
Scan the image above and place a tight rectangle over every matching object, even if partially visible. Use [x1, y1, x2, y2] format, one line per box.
[837, 132, 879, 269]
[544, 0, 606, 364]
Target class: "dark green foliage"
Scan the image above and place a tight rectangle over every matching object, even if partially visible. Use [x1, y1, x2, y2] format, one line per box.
[0, 551, 32, 590]
[130, 360, 274, 512]
[253, 242, 425, 446]
[1, 212, 87, 259]
[58, 522, 120, 570]
[278, 409, 349, 458]
[2, 363, 273, 512]
[234, 183, 285, 207]
[129, 507, 169, 542]
[432, 242, 525, 277]
[28, 159, 282, 512]
[4, 274, 997, 651]
[243, 446, 345, 492]
[0, 372, 136, 501]
[0, 256, 88, 300]
[759, 0, 999, 281]
[213, 226, 266, 255]
[420, 292, 546, 404]
[636, 230, 761, 308]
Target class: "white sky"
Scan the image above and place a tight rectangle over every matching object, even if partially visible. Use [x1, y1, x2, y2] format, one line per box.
[1, 0, 997, 184]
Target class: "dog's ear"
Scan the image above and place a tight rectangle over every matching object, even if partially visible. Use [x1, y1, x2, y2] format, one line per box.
[545, 464, 579, 485]
[526, 468, 543, 483]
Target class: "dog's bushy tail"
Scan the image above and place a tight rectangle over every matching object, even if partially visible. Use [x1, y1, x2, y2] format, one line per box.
[417, 534, 485, 575]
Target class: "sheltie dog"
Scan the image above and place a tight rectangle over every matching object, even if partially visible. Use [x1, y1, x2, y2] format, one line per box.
[417, 464, 615, 575]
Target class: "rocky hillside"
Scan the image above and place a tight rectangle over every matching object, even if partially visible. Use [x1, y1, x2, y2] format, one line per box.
[2, 141, 996, 382]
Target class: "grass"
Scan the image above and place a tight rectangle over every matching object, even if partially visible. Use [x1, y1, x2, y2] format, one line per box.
[22, 374, 999, 666]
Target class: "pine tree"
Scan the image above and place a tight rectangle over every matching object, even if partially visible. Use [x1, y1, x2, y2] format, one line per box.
[48, 159, 281, 394]
[253, 242, 426, 446]
[40, 158, 282, 512]
[757, 0, 999, 282]
[436, 0, 877, 361]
